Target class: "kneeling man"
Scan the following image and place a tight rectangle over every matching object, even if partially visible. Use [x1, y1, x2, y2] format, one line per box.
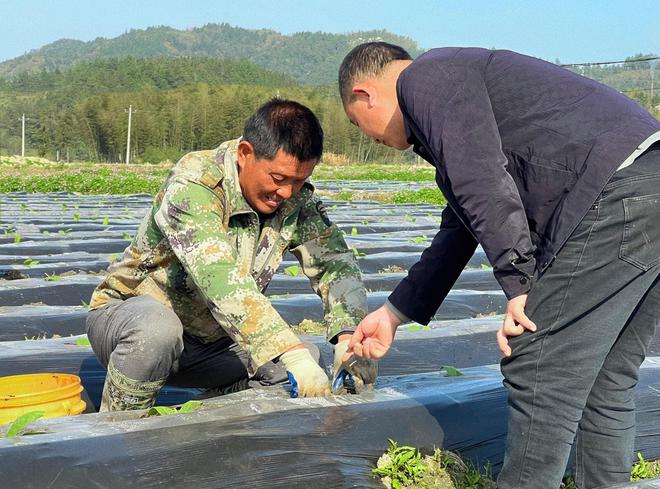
[87, 98, 373, 411]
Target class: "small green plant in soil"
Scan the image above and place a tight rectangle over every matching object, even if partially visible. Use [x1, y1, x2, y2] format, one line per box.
[284, 265, 300, 277]
[441, 366, 464, 377]
[74, 336, 91, 347]
[374, 440, 496, 489]
[23, 258, 40, 266]
[44, 273, 64, 281]
[373, 439, 429, 488]
[409, 235, 428, 245]
[4, 411, 46, 437]
[631, 452, 660, 480]
[147, 400, 203, 417]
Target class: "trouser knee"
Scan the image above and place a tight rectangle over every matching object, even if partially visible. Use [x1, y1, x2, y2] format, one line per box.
[87, 295, 184, 381]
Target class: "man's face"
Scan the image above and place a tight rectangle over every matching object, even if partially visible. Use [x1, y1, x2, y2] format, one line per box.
[237, 141, 316, 214]
[344, 88, 410, 150]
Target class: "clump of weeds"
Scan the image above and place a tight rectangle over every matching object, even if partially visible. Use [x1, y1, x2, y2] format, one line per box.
[373, 439, 495, 489]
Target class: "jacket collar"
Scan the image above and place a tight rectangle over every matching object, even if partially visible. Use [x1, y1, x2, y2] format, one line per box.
[216, 138, 315, 220]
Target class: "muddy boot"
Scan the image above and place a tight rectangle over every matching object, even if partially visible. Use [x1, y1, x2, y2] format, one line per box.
[99, 360, 167, 412]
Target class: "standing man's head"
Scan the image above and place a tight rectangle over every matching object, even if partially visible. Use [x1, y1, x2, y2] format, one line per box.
[237, 98, 323, 214]
[338, 42, 413, 150]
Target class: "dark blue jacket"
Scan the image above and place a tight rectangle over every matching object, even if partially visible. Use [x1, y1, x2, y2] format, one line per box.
[388, 47, 660, 324]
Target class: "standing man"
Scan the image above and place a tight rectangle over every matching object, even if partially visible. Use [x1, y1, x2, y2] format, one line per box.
[87, 98, 374, 411]
[338, 42, 659, 488]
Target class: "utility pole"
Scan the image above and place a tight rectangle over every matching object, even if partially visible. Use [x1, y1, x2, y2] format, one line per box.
[125, 105, 133, 164]
[650, 60, 656, 110]
[20, 114, 29, 157]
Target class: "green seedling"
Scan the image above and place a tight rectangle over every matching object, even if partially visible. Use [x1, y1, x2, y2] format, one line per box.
[284, 265, 300, 277]
[122, 232, 132, 240]
[441, 366, 463, 377]
[351, 227, 358, 236]
[74, 337, 91, 347]
[102, 216, 110, 225]
[408, 235, 427, 245]
[631, 452, 660, 480]
[19, 203, 27, 210]
[480, 263, 492, 270]
[372, 439, 428, 489]
[61, 204, 67, 210]
[147, 400, 203, 417]
[42, 230, 50, 236]
[73, 212, 80, 222]
[352, 247, 366, 258]
[13, 234, 22, 244]
[361, 220, 369, 225]
[23, 258, 40, 266]
[5, 411, 46, 438]
[44, 273, 63, 281]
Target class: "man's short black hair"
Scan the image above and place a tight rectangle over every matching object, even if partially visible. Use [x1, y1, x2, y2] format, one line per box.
[243, 98, 323, 163]
[338, 42, 412, 106]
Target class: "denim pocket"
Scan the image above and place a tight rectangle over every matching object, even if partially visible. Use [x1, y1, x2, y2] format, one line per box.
[619, 193, 660, 271]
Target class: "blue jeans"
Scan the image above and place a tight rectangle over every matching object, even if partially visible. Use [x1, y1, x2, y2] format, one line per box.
[498, 146, 660, 489]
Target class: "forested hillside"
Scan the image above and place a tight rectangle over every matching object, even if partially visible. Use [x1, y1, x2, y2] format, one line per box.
[0, 56, 401, 164]
[0, 23, 421, 85]
[0, 23, 655, 164]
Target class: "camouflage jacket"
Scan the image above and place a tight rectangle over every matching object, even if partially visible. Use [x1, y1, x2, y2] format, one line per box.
[90, 139, 367, 375]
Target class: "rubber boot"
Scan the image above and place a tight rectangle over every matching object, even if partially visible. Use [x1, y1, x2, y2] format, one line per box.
[99, 359, 167, 412]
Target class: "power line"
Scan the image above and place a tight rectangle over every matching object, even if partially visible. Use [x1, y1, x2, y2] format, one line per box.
[561, 56, 659, 67]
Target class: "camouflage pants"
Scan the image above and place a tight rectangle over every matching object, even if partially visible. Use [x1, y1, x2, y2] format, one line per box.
[86, 295, 320, 391]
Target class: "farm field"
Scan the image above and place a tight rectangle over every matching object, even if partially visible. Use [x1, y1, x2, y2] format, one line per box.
[0, 180, 658, 487]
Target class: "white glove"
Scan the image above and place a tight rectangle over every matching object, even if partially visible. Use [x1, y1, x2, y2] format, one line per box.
[333, 340, 378, 394]
[280, 347, 331, 398]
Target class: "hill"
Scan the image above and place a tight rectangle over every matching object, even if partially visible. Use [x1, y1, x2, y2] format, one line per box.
[0, 23, 422, 85]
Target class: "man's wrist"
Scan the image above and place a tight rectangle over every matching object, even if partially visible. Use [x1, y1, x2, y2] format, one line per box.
[383, 302, 404, 328]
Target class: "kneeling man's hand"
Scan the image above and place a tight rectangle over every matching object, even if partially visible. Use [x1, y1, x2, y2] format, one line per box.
[332, 338, 378, 394]
[280, 347, 331, 398]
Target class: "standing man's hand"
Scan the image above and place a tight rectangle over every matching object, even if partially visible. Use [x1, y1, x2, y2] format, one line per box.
[342, 305, 402, 362]
[496, 293, 537, 356]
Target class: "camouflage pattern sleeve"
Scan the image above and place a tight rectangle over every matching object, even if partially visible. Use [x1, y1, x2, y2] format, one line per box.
[289, 197, 368, 343]
[153, 177, 302, 374]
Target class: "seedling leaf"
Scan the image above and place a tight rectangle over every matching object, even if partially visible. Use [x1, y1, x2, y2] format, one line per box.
[6, 411, 45, 437]
[147, 400, 203, 416]
[75, 337, 91, 347]
[441, 366, 463, 377]
[147, 406, 177, 416]
[284, 265, 300, 277]
[177, 400, 203, 413]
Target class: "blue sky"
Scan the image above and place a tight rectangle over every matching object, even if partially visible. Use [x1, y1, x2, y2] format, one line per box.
[0, 0, 658, 64]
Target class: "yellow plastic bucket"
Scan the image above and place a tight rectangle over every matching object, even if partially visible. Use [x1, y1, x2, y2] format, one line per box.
[0, 373, 86, 426]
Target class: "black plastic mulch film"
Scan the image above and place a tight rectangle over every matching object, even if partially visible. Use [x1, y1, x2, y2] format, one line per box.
[0, 192, 658, 488]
